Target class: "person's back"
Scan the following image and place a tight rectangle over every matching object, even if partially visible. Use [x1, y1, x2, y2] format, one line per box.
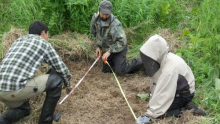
[0, 34, 51, 91]
[0, 21, 72, 124]
[135, 34, 205, 124]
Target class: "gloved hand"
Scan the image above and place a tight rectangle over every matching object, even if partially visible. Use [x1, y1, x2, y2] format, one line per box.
[66, 86, 72, 94]
[135, 116, 151, 124]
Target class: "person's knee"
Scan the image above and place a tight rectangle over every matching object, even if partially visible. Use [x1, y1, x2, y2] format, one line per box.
[45, 69, 63, 98]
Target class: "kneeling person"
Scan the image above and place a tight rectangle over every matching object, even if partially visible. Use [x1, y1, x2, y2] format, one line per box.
[135, 34, 206, 124]
[0, 21, 72, 124]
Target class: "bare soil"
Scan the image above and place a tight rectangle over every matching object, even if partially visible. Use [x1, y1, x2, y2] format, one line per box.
[15, 59, 205, 124]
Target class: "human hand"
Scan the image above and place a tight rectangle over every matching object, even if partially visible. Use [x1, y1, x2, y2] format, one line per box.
[95, 48, 101, 57]
[102, 51, 110, 62]
[135, 116, 151, 124]
[66, 86, 73, 94]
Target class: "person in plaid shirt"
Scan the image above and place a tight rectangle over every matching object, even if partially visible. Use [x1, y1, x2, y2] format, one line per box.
[0, 21, 72, 124]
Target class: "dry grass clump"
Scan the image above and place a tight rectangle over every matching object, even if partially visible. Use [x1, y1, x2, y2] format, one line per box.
[156, 28, 182, 53]
[1, 28, 25, 58]
[1, 29, 94, 61]
[1, 29, 95, 75]
[154, 110, 209, 124]
[49, 32, 94, 61]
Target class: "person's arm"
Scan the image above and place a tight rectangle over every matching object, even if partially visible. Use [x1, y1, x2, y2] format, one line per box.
[91, 13, 96, 38]
[108, 19, 127, 53]
[144, 71, 178, 118]
[91, 12, 101, 49]
[44, 43, 72, 87]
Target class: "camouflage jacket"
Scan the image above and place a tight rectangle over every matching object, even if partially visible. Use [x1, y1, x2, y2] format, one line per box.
[90, 12, 127, 53]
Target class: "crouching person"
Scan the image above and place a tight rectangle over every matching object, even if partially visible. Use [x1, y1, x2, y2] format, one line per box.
[0, 21, 72, 124]
[135, 34, 206, 124]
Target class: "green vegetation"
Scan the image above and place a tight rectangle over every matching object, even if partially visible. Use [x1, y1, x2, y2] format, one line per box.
[0, 0, 219, 123]
[177, 0, 220, 123]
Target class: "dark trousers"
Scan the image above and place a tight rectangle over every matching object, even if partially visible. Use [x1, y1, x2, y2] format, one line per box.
[102, 47, 142, 76]
[160, 92, 194, 118]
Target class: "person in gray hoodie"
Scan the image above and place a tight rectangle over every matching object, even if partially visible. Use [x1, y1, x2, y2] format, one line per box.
[135, 34, 206, 124]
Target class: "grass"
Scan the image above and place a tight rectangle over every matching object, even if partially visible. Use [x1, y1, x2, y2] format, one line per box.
[0, 0, 220, 123]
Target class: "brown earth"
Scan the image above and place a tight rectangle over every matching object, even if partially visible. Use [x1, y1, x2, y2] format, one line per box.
[15, 59, 206, 124]
[1, 28, 207, 124]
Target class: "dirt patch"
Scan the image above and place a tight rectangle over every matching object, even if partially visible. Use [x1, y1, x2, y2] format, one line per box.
[11, 59, 205, 124]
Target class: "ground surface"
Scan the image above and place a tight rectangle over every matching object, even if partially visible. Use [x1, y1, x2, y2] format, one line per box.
[14, 59, 205, 124]
[0, 29, 207, 124]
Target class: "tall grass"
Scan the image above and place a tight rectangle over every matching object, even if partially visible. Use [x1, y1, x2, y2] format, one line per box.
[178, 0, 220, 123]
[66, 0, 99, 33]
[0, 0, 220, 122]
[0, 0, 42, 34]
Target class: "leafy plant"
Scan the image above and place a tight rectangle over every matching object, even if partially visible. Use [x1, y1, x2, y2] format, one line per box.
[136, 93, 149, 101]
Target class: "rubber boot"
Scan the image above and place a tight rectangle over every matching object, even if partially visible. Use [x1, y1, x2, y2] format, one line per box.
[0, 100, 30, 124]
[182, 101, 206, 116]
[128, 57, 143, 74]
[38, 95, 60, 124]
[38, 69, 63, 124]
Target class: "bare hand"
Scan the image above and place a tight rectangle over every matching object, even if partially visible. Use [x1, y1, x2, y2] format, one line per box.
[95, 48, 101, 57]
[102, 51, 110, 62]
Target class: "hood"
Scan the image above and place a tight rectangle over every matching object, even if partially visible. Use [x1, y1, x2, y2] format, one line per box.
[140, 34, 169, 64]
[139, 34, 169, 77]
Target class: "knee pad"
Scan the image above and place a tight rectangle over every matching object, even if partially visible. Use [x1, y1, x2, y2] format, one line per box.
[45, 69, 63, 98]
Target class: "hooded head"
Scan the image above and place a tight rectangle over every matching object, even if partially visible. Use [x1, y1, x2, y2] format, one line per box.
[140, 34, 169, 77]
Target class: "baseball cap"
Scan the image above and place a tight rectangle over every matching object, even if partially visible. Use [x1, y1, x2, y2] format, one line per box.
[99, 0, 113, 15]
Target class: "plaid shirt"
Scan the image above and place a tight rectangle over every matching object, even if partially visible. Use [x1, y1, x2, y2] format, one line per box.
[0, 34, 72, 91]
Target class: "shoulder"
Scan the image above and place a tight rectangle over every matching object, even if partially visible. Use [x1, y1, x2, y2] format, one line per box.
[91, 12, 100, 21]
[29, 34, 50, 49]
[111, 15, 122, 26]
[162, 53, 189, 73]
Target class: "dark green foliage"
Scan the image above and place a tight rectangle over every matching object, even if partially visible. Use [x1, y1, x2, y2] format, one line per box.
[66, 0, 99, 33]
[0, 0, 186, 36]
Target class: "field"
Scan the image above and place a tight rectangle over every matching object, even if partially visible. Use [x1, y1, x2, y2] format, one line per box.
[0, 0, 220, 123]
[0, 30, 207, 124]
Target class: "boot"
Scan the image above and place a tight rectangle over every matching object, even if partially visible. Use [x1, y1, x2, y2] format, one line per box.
[128, 57, 143, 74]
[0, 100, 30, 124]
[182, 101, 206, 116]
[158, 108, 182, 118]
[38, 70, 62, 124]
[38, 96, 60, 124]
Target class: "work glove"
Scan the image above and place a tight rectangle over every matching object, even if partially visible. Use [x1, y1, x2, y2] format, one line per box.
[65, 86, 72, 94]
[135, 116, 151, 124]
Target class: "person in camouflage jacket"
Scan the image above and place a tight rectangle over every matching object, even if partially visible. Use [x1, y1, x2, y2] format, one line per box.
[91, 0, 143, 75]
